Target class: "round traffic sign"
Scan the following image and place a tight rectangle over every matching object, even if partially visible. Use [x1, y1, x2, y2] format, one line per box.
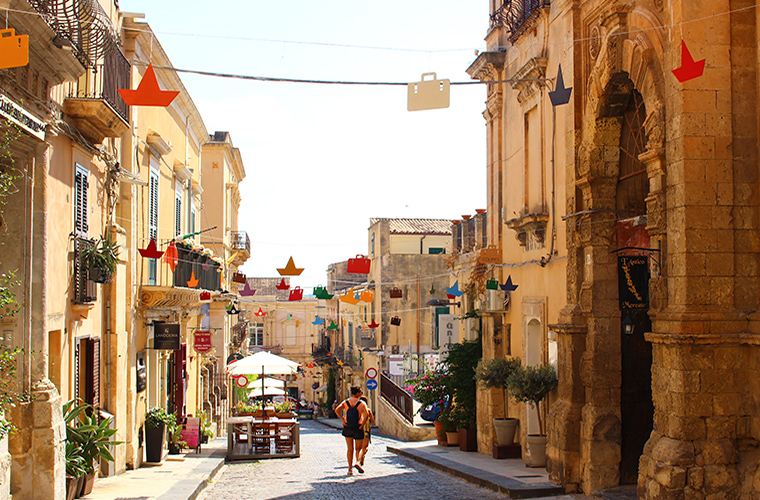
[236, 375, 249, 388]
[366, 367, 378, 379]
[366, 379, 378, 391]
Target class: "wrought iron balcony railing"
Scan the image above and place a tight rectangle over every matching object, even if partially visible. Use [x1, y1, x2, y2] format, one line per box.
[230, 231, 250, 255]
[173, 243, 222, 290]
[67, 48, 130, 121]
[490, 0, 550, 40]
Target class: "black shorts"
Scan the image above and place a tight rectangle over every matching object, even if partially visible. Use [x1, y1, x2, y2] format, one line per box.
[341, 426, 364, 440]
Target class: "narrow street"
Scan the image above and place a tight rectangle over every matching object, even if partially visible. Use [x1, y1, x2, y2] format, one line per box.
[197, 421, 575, 500]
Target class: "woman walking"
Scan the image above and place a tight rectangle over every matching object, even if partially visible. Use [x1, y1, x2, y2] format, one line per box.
[357, 396, 374, 467]
[335, 387, 368, 475]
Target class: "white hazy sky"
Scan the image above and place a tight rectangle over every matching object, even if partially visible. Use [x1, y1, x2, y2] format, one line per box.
[120, 0, 489, 288]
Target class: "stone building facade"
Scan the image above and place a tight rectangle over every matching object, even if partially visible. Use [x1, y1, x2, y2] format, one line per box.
[475, 0, 760, 498]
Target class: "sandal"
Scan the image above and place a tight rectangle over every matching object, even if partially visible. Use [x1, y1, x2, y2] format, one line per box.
[355, 464, 364, 473]
[347, 468, 353, 476]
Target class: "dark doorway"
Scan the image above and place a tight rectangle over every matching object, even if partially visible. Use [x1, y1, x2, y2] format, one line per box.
[620, 306, 653, 483]
[168, 344, 187, 420]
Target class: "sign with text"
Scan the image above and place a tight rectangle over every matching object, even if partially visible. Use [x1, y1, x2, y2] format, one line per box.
[438, 314, 460, 350]
[180, 417, 200, 449]
[388, 354, 404, 376]
[153, 322, 180, 350]
[0, 94, 45, 140]
[193, 330, 213, 353]
[617, 256, 649, 310]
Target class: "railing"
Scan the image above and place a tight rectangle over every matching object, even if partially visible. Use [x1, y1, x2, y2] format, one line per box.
[172, 243, 222, 290]
[67, 48, 130, 121]
[73, 238, 97, 304]
[490, 0, 550, 39]
[230, 231, 250, 255]
[380, 371, 414, 424]
[312, 344, 330, 358]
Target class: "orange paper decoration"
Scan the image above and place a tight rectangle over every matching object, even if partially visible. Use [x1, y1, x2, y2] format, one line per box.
[0, 29, 29, 70]
[187, 270, 199, 288]
[277, 256, 304, 276]
[118, 63, 180, 107]
[138, 237, 164, 259]
[163, 242, 178, 272]
[339, 288, 360, 305]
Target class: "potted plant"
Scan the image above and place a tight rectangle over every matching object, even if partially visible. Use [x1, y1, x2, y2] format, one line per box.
[198, 410, 214, 444]
[441, 338, 482, 451]
[234, 400, 262, 417]
[167, 412, 187, 455]
[274, 399, 294, 417]
[145, 406, 173, 462]
[476, 357, 522, 445]
[506, 363, 558, 467]
[437, 407, 460, 446]
[65, 441, 86, 500]
[81, 234, 119, 284]
[404, 367, 451, 446]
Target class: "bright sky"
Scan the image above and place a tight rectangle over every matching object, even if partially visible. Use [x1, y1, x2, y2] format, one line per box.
[120, 0, 489, 289]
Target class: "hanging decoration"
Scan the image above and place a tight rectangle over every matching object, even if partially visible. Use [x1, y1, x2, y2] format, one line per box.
[672, 40, 706, 83]
[163, 242, 178, 272]
[201, 258, 211, 271]
[314, 285, 334, 299]
[239, 282, 256, 297]
[486, 278, 499, 290]
[407, 72, 450, 111]
[360, 290, 374, 303]
[186, 270, 199, 288]
[390, 316, 401, 326]
[479, 245, 502, 264]
[337, 360, 344, 366]
[339, 288, 360, 305]
[429, 285, 436, 295]
[254, 307, 267, 317]
[289, 286, 304, 301]
[548, 64, 572, 106]
[232, 272, 247, 284]
[368, 320, 379, 329]
[138, 237, 164, 259]
[327, 320, 339, 330]
[0, 29, 29, 70]
[347, 255, 371, 274]
[312, 316, 325, 326]
[277, 256, 304, 276]
[118, 63, 180, 107]
[275, 278, 290, 291]
[226, 303, 240, 315]
[389, 287, 403, 298]
[500, 276, 519, 292]
[446, 280, 463, 299]
[200, 291, 211, 301]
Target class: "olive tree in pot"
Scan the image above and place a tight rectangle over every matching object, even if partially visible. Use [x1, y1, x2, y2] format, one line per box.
[506, 363, 558, 467]
[475, 357, 521, 445]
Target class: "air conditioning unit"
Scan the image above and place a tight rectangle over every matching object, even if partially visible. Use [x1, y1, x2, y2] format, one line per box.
[486, 289, 509, 312]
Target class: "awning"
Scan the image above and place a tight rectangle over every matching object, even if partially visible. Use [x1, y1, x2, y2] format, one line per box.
[314, 384, 327, 393]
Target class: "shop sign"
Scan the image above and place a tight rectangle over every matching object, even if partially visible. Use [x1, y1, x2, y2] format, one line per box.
[617, 256, 649, 310]
[193, 330, 212, 353]
[0, 94, 45, 140]
[153, 322, 180, 350]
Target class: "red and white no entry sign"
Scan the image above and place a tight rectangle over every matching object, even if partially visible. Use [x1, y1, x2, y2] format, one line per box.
[366, 367, 378, 379]
[236, 375, 249, 388]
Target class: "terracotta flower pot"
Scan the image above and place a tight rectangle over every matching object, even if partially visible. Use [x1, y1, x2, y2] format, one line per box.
[434, 421, 448, 446]
[445, 431, 460, 446]
[493, 418, 519, 445]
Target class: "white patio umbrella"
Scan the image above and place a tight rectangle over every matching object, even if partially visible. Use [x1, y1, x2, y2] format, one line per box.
[245, 376, 286, 389]
[248, 386, 286, 398]
[227, 351, 299, 401]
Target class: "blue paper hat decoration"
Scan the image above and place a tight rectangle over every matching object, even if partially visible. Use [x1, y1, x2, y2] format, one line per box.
[500, 276, 519, 292]
[312, 316, 325, 326]
[549, 64, 572, 106]
[446, 280, 464, 298]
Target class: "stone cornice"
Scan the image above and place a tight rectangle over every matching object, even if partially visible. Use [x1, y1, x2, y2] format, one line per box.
[510, 57, 548, 105]
[646, 332, 760, 346]
[466, 51, 507, 82]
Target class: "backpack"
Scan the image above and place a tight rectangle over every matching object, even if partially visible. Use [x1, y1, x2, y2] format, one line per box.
[345, 400, 360, 427]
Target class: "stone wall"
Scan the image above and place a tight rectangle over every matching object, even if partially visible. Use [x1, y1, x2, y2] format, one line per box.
[375, 397, 435, 442]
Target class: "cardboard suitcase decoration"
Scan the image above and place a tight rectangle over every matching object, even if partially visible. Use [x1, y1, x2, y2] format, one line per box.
[347, 255, 371, 274]
[289, 286, 304, 301]
[479, 245, 502, 264]
[390, 316, 401, 326]
[486, 278, 499, 290]
[232, 272, 247, 284]
[407, 73, 450, 111]
[360, 290, 374, 303]
[389, 287, 403, 298]
[0, 29, 29, 70]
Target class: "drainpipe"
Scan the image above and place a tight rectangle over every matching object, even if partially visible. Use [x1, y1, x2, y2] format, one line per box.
[541, 99, 557, 267]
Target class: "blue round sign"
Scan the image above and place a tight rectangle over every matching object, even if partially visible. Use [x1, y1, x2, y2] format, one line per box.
[366, 379, 378, 391]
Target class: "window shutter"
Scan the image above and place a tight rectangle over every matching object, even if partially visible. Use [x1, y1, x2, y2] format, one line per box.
[91, 337, 100, 409]
[82, 175, 88, 234]
[149, 173, 158, 240]
[175, 196, 181, 237]
[74, 342, 80, 401]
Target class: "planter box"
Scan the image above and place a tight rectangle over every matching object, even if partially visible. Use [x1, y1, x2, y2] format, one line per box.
[144, 424, 166, 463]
[458, 427, 477, 452]
[88, 266, 114, 284]
[492, 442, 522, 459]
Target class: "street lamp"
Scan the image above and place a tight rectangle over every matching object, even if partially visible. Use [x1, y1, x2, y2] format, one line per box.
[426, 298, 460, 307]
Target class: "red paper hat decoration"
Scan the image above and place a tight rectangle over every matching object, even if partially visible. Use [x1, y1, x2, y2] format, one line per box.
[672, 40, 706, 83]
[139, 237, 164, 259]
[0, 29, 29, 70]
[163, 242, 178, 272]
[368, 320, 379, 329]
[275, 278, 290, 291]
[239, 282, 256, 297]
[254, 307, 267, 317]
[118, 63, 180, 107]
[187, 270, 199, 288]
[277, 256, 304, 276]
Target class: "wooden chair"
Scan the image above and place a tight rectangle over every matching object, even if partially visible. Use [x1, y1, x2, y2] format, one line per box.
[275, 422, 295, 454]
[252, 421, 275, 454]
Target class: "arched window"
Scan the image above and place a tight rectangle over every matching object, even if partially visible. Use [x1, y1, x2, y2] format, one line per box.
[616, 90, 649, 217]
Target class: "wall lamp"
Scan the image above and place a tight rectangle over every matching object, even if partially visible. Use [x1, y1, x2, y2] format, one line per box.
[426, 298, 460, 307]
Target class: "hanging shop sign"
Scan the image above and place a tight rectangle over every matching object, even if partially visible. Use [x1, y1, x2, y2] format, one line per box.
[0, 94, 45, 140]
[193, 330, 213, 353]
[617, 256, 649, 310]
[153, 322, 180, 350]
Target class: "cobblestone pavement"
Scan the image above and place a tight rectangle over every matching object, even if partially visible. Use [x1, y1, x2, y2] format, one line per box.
[198, 420, 567, 500]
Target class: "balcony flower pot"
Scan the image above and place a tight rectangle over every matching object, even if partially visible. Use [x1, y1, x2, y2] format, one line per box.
[458, 427, 477, 452]
[81, 234, 119, 283]
[526, 435, 548, 467]
[445, 431, 460, 446]
[493, 418, 519, 446]
[88, 265, 114, 284]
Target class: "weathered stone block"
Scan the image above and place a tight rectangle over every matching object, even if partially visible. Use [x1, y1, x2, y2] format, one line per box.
[701, 369, 737, 395]
[653, 461, 687, 489]
[689, 466, 705, 489]
[703, 464, 740, 494]
[695, 439, 738, 465]
[651, 435, 696, 466]
[706, 416, 737, 440]
[712, 393, 742, 417]
[669, 370, 701, 394]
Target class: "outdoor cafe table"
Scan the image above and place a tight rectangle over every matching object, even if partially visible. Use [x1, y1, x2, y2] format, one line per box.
[227, 416, 300, 460]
